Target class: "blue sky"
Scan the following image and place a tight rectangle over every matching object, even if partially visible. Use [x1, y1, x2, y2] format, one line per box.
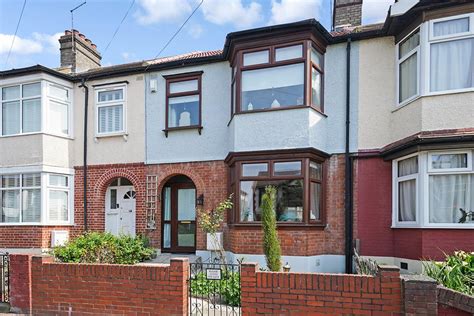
[0, 0, 394, 71]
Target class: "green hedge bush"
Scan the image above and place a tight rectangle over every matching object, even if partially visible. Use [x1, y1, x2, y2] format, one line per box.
[423, 251, 474, 296]
[51, 232, 156, 264]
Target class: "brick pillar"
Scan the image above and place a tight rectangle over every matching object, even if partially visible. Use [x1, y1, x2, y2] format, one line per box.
[240, 262, 258, 316]
[170, 258, 189, 316]
[9, 254, 32, 313]
[401, 274, 438, 315]
[377, 265, 403, 314]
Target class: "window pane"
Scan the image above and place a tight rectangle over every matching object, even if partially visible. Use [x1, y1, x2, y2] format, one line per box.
[22, 98, 41, 133]
[163, 223, 171, 248]
[240, 179, 303, 222]
[22, 188, 41, 222]
[398, 156, 418, 177]
[274, 161, 301, 176]
[310, 182, 321, 221]
[243, 50, 269, 66]
[169, 79, 198, 94]
[242, 163, 268, 177]
[98, 89, 123, 102]
[429, 174, 473, 224]
[434, 17, 469, 37]
[110, 188, 117, 209]
[432, 153, 468, 169]
[177, 189, 195, 221]
[49, 85, 69, 101]
[49, 190, 68, 221]
[163, 187, 171, 221]
[398, 179, 416, 222]
[399, 30, 420, 59]
[310, 161, 322, 180]
[241, 63, 304, 111]
[178, 223, 195, 247]
[311, 48, 323, 69]
[2, 85, 20, 100]
[275, 45, 303, 61]
[312, 67, 322, 107]
[168, 95, 199, 128]
[2, 101, 20, 135]
[49, 100, 68, 134]
[98, 104, 123, 133]
[1, 175, 20, 188]
[23, 174, 41, 187]
[1, 190, 20, 222]
[399, 53, 418, 102]
[49, 175, 68, 187]
[23, 83, 41, 98]
[120, 177, 132, 186]
[430, 38, 474, 92]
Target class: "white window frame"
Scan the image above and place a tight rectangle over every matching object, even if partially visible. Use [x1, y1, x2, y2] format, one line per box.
[95, 84, 127, 137]
[396, 28, 421, 106]
[0, 170, 73, 226]
[393, 149, 474, 229]
[46, 82, 72, 137]
[0, 81, 42, 136]
[392, 153, 420, 227]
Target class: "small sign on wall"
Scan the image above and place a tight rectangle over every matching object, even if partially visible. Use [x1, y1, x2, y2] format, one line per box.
[206, 268, 222, 280]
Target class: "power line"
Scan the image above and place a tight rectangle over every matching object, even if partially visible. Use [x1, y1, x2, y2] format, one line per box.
[144, 0, 204, 72]
[103, 0, 135, 55]
[3, 0, 27, 69]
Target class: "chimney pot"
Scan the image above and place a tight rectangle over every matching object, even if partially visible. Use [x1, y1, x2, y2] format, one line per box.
[58, 29, 101, 73]
[79, 33, 85, 39]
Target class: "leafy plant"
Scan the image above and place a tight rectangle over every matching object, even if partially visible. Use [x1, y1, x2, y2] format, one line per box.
[190, 270, 241, 306]
[51, 232, 156, 264]
[354, 248, 378, 276]
[197, 195, 233, 234]
[261, 186, 282, 272]
[423, 251, 474, 296]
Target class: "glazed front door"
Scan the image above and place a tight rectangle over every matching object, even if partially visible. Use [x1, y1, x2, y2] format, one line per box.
[162, 183, 196, 253]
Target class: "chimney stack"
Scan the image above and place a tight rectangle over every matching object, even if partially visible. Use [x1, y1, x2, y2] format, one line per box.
[58, 29, 101, 73]
[333, 0, 363, 31]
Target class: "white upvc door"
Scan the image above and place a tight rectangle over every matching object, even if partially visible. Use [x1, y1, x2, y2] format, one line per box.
[105, 186, 136, 236]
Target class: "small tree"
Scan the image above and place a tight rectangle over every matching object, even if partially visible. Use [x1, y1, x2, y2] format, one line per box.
[261, 186, 282, 271]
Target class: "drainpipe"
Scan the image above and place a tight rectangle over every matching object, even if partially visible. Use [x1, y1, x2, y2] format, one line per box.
[344, 38, 354, 274]
[79, 79, 89, 232]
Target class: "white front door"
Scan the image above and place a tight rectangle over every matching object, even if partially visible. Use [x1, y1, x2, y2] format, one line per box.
[105, 186, 136, 236]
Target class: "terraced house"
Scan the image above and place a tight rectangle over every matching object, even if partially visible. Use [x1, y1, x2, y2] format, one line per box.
[0, 0, 472, 273]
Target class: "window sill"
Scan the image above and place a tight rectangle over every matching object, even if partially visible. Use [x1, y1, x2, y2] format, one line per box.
[0, 223, 74, 227]
[391, 225, 474, 230]
[94, 132, 128, 140]
[0, 131, 74, 140]
[234, 105, 306, 115]
[163, 126, 203, 138]
[229, 223, 326, 230]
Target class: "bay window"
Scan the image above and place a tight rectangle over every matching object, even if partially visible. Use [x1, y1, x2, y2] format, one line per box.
[0, 172, 72, 225]
[228, 151, 326, 225]
[96, 85, 126, 136]
[233, 41, 325, 113]
[393, 150, 474, 227]
[398, 30, 420, 103]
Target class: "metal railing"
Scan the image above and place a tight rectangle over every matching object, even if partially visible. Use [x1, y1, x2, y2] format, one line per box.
[188, 261, 241, 316]
[0, 253, 9, 303]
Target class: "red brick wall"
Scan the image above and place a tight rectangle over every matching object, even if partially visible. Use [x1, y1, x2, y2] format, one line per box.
[9, 254, 32, 312]
[356, 156, 474, 261]
[439, 305, 471, 316]
[146, 160, 228, 249]
[438, 287, 474, 316]
[228, 154, 346, 256]
[0, 226, 73, 249]
[241, 263, 403, 315]
[13, 255, 188, 315]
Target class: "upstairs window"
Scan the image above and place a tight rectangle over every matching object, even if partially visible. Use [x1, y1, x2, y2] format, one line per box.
[234, 42, 324, 113]
[47, 83, 70, 135]
[398, 30, 420, 104]
[1, 82, 41, 135]
[429, 14, 474, 93]
[95, 85, 126, 136]
[165, 73, 202, 130]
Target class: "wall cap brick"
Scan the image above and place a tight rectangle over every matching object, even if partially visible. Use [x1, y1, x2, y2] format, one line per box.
[438, 286, 474, 314]
[401, 274, 437, 284]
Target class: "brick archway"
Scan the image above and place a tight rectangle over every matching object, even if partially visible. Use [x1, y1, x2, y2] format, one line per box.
[156, 168, 205, 197]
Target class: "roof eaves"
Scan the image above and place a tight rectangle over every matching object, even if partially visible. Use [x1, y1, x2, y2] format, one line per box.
[0, 64, 73, 81]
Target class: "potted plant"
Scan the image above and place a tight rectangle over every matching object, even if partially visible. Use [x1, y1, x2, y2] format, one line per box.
[197, 195, 233, 261]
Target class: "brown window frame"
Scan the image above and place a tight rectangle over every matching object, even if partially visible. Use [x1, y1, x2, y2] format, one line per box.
[310, 45, 325, 112]
[233, 40, 325, 116]
[163, 71, 203, 137]
[227, 150, 326, 227]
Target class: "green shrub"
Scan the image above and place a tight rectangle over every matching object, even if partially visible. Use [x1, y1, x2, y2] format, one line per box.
[51, 232, 156, 264]
[190, 270, 240, 306]
[423, 251, 474, 296]
[261, 186, 282, 272]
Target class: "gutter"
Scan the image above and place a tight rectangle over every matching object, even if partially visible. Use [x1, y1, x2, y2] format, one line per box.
[79, 79, 89, 232]
[344, 38, 354, 274]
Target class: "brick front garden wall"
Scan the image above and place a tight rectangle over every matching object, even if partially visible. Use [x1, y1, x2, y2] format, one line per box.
[9, 255, 473, 315]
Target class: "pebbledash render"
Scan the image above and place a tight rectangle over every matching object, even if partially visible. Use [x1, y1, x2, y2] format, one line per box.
[0, 0, 473, 273]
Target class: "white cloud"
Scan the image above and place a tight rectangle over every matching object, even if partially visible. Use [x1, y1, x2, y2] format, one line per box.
[269, 0, 323, 25]
[188, 23, 203, 39]
[121, 52, 137, 61]
[362, 0, 394, 24]
[32, 32, 62, 54]
[0, 34, 43, 55]
[201, 0, 262, 28]
[134, 0, 193, 25]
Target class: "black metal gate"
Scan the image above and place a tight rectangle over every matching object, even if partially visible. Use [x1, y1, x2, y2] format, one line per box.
[188, 261, 241, 315]
[0, 253, 9, 303]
